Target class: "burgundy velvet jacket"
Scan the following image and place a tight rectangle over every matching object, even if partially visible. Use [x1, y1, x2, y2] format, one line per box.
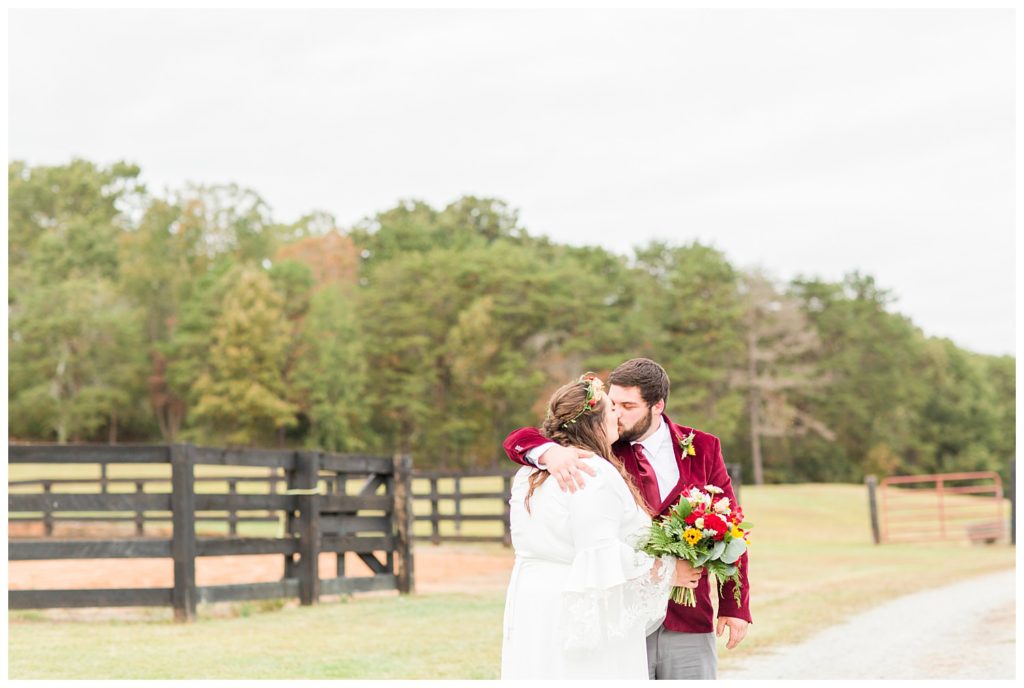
[503, 414, 752, 634]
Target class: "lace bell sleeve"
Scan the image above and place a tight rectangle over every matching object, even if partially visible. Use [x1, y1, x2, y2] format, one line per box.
[560, 469, 675, 651]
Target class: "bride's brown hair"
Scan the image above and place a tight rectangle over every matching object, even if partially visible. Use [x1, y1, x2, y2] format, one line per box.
[524, 377, 650, 515]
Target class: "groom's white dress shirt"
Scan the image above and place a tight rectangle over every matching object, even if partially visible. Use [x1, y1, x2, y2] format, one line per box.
[631, 416, 679, 503]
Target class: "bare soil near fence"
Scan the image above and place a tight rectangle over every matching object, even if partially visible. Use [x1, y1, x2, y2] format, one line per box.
[7, 546, 513, 591]
[8, 521, 515, 621]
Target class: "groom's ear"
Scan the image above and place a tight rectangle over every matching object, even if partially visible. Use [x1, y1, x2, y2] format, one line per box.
[652, 399, 666, 416]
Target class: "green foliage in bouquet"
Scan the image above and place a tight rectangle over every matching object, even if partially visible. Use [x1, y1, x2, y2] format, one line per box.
[638, 490, 752, 606]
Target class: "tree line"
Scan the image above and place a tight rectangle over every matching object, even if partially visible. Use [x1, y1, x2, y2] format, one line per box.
[8, 159, 1015, 485]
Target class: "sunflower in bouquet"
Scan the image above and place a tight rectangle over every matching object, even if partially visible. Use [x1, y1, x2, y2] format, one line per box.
[639, 485, 752, 606]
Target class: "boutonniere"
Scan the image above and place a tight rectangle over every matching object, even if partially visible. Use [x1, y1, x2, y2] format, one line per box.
[678, 430, 697, 458]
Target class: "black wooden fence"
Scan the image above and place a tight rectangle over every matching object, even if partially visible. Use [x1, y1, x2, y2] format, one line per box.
[412, 469, 516, 546]
[10, 446, 743, 614]
[411, 463, 743, 546]
[8, 444, 414, 621]
[10, 472, 284, 536]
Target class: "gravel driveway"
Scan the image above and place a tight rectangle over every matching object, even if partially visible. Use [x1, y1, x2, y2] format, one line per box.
[720, 569, 1016, 680]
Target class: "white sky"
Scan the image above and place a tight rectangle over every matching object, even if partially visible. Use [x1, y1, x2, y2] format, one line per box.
[7, 9, 1016, 356]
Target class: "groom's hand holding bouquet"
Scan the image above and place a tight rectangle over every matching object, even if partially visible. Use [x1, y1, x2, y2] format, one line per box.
[640, 484, 752, 606]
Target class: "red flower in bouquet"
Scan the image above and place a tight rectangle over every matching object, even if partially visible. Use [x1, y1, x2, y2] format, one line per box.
[702, 513, 729, 541]
[684, 507, 705, 526]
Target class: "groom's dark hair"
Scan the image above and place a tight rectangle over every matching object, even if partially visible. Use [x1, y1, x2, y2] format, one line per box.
[609, 358, 670, 406]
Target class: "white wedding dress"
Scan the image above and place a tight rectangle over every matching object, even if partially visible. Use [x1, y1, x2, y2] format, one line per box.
[501, 456, 675, 679]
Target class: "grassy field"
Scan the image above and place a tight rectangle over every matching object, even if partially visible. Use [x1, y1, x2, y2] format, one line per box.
[8, 482, 1015, 679]
[8, 593, 503, 679]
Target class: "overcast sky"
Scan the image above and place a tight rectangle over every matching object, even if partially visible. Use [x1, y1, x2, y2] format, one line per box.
[8, 9, 1015, 356]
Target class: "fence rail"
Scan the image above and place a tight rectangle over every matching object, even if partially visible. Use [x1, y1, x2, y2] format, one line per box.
[9, 470, 371, 537]
[410, 462, 743, 546]
[866, 471, 1008, 545]
[8, 444, 414, 621]
[412, 469, 515, 546]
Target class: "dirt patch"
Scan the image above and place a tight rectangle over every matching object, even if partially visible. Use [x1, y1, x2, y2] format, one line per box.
[9, 523, 515, 621]
[8, 547, 513, 591]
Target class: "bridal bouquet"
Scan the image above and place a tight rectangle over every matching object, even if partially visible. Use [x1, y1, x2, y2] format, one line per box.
[638, 485, 752, 607]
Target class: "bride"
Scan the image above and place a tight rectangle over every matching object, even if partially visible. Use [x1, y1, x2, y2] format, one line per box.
[501, 374, 698, 679]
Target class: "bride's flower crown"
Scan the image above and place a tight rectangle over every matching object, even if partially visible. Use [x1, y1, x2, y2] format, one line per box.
[557, 372, 605, 428]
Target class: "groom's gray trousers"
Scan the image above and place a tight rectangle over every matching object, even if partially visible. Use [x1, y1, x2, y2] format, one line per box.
[646, 626, 717, 680]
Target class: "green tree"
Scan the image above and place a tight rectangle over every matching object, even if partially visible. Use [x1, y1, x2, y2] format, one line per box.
[161, 259, 236, 439]
[632, 242, 746, 441]
[789, 273, 926, 481]
[9, 279, 146, 442]
[974, 354, 1016, 488]
[8, 159, 149, 442]
[292, 284, 371, 452]
[170, 184, 280, 265]
[357, 237, 634, 466]
[8, 158, 142, 284]
[913, 338, 1001, 475]
[735, 271, 833, 484]
[119, 198, 208, 440]
[188, 267, 298, 445]
[121, 184, 286, 441]
[350, 196, 533, 273]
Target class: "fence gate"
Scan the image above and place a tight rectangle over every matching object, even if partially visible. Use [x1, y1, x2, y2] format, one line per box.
[873, 471, 1007, 544]
[8, 444, 414, 621]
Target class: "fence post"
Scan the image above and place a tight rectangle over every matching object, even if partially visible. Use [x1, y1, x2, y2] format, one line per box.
[1010, 461, 1016, 546]
[936, 477, 946, 539]
[294, 451, 321, 606]
[171, 444, 197, 622]
[394, 454, 415, 594]
[227, 479, 238, 536]
[453, 475, 463, 534]
[430, 476, 440, 545]
[278, 466, 297, 581]
[728, 463, 742, 504]
[866, 475, 881, 545]
[42, 481, 53, 536]
[502, 474, 513, 547]
[335, 474, 346, 577]
[135, 480, 145, 536]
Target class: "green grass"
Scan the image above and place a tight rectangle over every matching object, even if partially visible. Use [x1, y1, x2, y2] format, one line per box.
[8, 482, 1015, 678]
[8, 593, 505, 679]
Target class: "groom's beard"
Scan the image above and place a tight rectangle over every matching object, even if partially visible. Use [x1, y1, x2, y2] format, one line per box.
[617, 407, 653, 443]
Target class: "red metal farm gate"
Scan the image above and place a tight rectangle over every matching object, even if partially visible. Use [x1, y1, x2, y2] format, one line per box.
[876, 471, 1007, 544]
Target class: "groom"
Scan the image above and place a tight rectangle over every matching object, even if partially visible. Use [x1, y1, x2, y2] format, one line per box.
[503, 357, 751, 680]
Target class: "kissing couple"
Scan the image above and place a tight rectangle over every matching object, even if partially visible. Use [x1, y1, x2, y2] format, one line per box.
[500, 358, 751, 680]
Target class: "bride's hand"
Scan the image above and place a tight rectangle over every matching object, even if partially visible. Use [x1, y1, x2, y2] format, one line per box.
[538, 445, 596, 493]
[673, 559, 702, 589]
